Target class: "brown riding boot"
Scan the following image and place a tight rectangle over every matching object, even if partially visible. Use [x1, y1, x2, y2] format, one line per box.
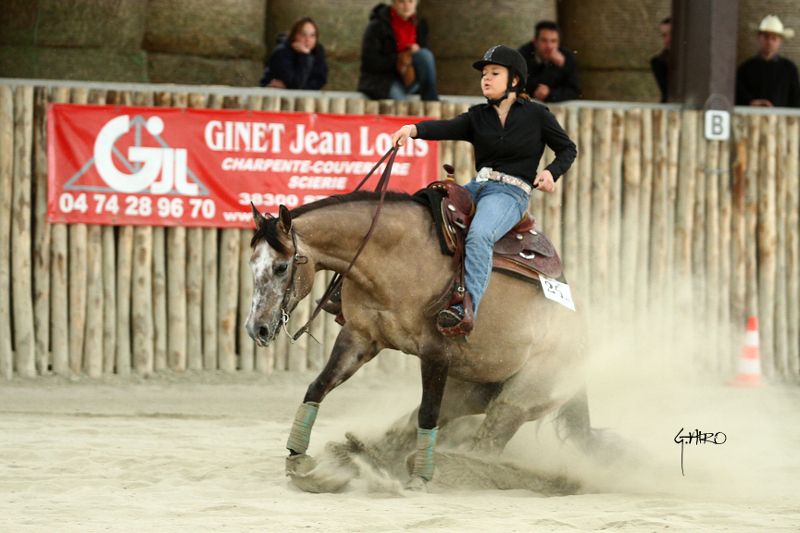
[436, 293, 474, 337]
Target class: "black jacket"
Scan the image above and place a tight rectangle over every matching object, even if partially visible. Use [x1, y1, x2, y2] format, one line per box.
[736, 54, 800, 108]
[357, 3, 429, 99]
[414, 98, 576, 184]
[259, 41, 328, 90]
[650, 49, 669, 103]
[517, 42, 580, 102]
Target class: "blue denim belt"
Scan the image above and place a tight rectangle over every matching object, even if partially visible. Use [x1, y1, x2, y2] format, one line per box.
[475, 167, 532, 195]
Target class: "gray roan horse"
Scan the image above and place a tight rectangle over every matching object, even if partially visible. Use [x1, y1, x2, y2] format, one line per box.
[246, 191, 591, 490]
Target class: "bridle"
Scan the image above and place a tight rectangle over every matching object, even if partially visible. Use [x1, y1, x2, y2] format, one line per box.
[265, 146, 400, 342]
[276, 225, 308, 337]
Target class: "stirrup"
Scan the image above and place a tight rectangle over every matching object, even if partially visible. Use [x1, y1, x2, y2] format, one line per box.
[436, 298, 474, 337]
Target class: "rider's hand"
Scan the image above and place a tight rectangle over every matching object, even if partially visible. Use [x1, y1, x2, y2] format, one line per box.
[391, 124, 417, 147]
[533, 170, 555, 192]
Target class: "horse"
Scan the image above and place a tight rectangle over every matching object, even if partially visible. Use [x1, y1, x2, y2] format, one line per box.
[245, 190, 591, 489]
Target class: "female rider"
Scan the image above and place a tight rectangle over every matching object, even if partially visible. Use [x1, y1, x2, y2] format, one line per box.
[391, 45, 577, 336]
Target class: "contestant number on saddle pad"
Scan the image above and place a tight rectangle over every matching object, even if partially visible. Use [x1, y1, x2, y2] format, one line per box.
[539, 276, 576, 311]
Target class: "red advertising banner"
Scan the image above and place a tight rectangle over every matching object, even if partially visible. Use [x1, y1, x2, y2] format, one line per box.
[47, 104, 439, 228]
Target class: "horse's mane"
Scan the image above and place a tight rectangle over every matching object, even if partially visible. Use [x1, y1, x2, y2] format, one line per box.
[251, 190, 417, 251]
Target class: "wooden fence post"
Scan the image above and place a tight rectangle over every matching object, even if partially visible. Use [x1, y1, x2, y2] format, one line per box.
[83, 89, 107, 378]
[730, 117, 748, 351]
[202, 94, 222, 371]
[576, 107, 593, 301]
[165, 92, 188, 372]
[621, 109, 641, 319]
[131, 92, 155, 376]
[561, 107, 579, 275]
[546, 106, 566, 255]
[0, 85, 13, 379]
[608, 109, 625, 307]
[10, 86, 36, 377]
[744, 115, 761, 335]
[150, 92, 171, 372]
[636, 109, 653, 317]
[590, 108, 612, 307]
[102, 223, 116, 374]
[757, 115, 777, 377]
[32, 88, 51, 375]
[717, 136, 733, 374]
[185, 93, 206, 370]
[785, 117, 799, 377]
[650, 110, 670, 298]
[216, 96, 242, 373]
[673, 111, 698, 313]
[773, 117, 789, 377]
[66, 88, 89, 375]
[704, 138, 721, 371]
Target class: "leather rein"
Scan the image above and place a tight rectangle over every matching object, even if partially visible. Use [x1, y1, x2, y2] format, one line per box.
[277, 146, 400, 342]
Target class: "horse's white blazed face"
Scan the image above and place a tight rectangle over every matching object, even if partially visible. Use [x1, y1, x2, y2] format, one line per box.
[245, 241, 290, 346]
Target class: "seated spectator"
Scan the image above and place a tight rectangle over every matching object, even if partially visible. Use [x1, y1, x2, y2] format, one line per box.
[517, 20, 580, 102]
[259, 17, 328, 90]
[650, 17, 671, 103]
[736, 15, 800, 108]
[357, 0, 439, 101]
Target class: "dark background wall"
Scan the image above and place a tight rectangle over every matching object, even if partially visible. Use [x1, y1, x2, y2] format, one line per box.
[1, 0, 798, 102]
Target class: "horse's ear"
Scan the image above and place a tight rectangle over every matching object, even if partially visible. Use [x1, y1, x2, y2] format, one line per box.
[251, 202, 268, 230]
[278, 204, 292, 234]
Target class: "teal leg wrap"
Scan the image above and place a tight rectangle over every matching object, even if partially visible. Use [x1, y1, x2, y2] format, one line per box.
[412, 426, 439, 481]
[286, 402, 319, 454]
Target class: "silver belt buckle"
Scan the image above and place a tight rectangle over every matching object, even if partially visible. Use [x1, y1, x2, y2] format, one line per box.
[476, 167, 492, 182]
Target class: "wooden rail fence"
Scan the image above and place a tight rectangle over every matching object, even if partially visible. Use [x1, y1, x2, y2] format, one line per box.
[0, 80, 798, 381]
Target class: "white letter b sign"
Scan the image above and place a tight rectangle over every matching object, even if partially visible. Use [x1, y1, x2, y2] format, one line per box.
[704, 110, 730, 141]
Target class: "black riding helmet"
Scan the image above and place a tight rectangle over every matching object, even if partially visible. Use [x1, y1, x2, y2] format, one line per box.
[472, 45, 528, 105]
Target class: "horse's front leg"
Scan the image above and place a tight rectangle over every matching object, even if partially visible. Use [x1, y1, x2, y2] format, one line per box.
[286, 327, 376, 456]
[408, 353, 449, 487]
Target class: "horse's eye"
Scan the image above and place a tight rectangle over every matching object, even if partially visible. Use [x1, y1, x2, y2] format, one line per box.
[273, 263, 289, 275]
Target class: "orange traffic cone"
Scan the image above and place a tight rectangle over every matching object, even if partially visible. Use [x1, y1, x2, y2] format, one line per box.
[731, 316, 762, 387]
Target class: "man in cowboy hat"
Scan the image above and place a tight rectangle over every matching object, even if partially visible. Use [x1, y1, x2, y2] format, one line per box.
[736, 15, 800, 107]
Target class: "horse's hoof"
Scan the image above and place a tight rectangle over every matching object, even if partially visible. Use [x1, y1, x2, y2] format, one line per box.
[286, 453, 317, 477]
[286, 453, 352, 493]
[404, 476, 428, 492]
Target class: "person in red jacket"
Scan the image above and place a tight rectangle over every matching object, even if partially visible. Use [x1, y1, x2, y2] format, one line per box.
[357, 0, 439, 101]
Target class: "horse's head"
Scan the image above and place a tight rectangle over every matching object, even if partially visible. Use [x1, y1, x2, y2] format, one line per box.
[246, 204, 316, 346]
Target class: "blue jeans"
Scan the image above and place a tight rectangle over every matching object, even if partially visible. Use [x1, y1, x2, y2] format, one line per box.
[463, 180, 530, 317]
[388, 48, 439, 101]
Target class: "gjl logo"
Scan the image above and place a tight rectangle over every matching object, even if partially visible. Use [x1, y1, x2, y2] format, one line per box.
[93, 115, 199, 195]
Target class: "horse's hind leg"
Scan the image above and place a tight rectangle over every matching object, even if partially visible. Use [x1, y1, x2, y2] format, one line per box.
[554, 387, 592, 450]
[285, 327, 376, 456]
[469, 363, 567, 455]
[371, 377, 498, 460]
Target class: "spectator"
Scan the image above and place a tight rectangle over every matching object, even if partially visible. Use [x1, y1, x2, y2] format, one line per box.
[650, 17, 671, 103]
[357, 0, 439, 101]
[517, 20, 580, 102]
[736, 15, 800, 107]
[259, 17, 328, 90]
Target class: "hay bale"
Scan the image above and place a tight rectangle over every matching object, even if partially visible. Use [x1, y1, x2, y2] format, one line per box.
[0, 0, 146, 50]
[578, 69, 661, 102]
[0, 46, 147, 82]
[147, 53, 260, 86]
[421, 0, 554, 59]
[144, 0, 265, 59]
